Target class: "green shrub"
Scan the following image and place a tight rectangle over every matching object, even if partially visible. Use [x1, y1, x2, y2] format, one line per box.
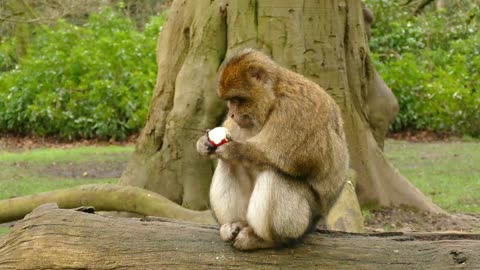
[366, 0, 480, 137]
[0, 8, 166, 140]
[0, 37, 17, 72]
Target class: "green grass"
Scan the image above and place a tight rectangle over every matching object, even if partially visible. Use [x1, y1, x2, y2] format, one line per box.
[0, 227, 10, 236]
[0, 145, 133, 163]
[385, 139, 480, 213]
[0, 177, 118, 200]
[0, 145, 134, 200]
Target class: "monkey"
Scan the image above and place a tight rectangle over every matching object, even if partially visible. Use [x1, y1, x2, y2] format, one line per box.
[196, 49, 349, 251]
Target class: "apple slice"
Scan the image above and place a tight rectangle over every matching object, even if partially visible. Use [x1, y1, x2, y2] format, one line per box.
[207, 127, 230, 147]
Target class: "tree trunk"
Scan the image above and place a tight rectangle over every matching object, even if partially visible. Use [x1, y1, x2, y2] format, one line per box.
[8, 0, 36, 59]
[436, 0, 446, 10]
[1, 204, 478, 270]
[119, 0, 227, 210]
[120, 0, 442, 213]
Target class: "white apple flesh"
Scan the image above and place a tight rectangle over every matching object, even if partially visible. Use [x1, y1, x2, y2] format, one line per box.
[207, 127, 230, 147]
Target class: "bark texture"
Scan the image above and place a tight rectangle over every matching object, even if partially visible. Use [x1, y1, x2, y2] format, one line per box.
[1, 204, 478, 270]
[119, 0, 228, 210]
[120, 0, 442, 213]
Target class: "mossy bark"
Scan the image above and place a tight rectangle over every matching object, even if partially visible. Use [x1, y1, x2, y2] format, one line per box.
[120, 0, 443, 213]
[7, 0, 36, 59]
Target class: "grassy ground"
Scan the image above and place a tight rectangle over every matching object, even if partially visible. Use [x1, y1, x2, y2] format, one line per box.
[385, 139, 480, 213]
[0, 227, 9, 236]
[0, 146, 134, 201]
[0, 145, 134, 236]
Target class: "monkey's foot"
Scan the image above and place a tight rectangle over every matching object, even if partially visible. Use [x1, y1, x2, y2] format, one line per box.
[220, 222, 245, 242]
[233, 226, 274, 251]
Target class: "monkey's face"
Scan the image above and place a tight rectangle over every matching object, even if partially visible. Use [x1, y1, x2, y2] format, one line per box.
[226, 97, 256, 129]
[217, 50, 277, 130]
[220, 82, 276, 131]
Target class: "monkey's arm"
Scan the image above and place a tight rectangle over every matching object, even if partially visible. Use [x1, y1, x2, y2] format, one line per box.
[215, 141, 308, 178]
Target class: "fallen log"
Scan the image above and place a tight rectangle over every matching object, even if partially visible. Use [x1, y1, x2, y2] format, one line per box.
[0, 204, 478, 269]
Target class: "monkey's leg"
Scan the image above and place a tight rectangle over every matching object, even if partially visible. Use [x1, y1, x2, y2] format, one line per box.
[234, 171, 315, 251]
[210, 160, 253, 242]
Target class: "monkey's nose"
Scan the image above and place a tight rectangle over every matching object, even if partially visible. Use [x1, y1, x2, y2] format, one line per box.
[231, 114, 235, 118]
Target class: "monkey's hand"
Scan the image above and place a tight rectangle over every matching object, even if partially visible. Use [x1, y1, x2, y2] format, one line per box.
[196, 134, 216, 157]
[215, 141, 257, 165]
[215, 141, 236, 161]
[216, 141, 290, 174]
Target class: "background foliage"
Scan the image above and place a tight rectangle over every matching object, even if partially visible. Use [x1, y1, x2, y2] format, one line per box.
[0, 7, 165, 140]
[366, 0, 480, 136]
[1, 1, 479, 139]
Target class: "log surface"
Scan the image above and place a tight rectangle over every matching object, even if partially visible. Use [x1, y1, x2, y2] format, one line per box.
[0, 204, 479, 270]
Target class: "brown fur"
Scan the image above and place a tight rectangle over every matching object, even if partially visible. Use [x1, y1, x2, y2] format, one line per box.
[196, 49, 349, 251]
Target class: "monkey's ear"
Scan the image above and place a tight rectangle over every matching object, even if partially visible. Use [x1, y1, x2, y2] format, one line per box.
[247, 65, 267, 84]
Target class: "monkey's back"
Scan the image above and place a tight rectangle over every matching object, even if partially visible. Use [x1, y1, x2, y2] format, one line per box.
[271, 67, 349, 214]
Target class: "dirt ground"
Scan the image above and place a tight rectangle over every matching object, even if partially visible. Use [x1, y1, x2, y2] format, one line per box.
[12, 159, 128, 179]
[364, 207, 480, 233]
[0, 134, 136, 151]
[1, 134, 479, 234]
[386, 129, 461, 142]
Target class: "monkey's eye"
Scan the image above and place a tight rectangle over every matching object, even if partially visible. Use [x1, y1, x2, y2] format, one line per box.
[229, 97, 246, 104]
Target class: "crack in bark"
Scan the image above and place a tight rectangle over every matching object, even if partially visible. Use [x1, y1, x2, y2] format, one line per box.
[342, 1, 350, 52]
[253, 0, 258, 41]
[220, 1, 228, 54]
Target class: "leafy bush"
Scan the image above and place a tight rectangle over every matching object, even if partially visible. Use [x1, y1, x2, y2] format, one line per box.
[0, 8, 166, 140]
[366, 0, 480, 136]
[0, 37, 17, 72]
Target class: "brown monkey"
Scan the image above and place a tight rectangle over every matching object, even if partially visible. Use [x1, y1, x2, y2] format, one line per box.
[196, 49, 349, 250]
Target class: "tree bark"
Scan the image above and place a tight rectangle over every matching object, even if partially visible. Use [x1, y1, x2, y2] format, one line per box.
[436, 0, 446, 10]
[120, 0, 443, 213]
[119, 0, 227, 210]
[1, 204, 478, 270]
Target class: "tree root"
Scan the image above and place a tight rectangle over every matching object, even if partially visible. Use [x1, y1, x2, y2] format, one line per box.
[0, 184, 215, 224]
